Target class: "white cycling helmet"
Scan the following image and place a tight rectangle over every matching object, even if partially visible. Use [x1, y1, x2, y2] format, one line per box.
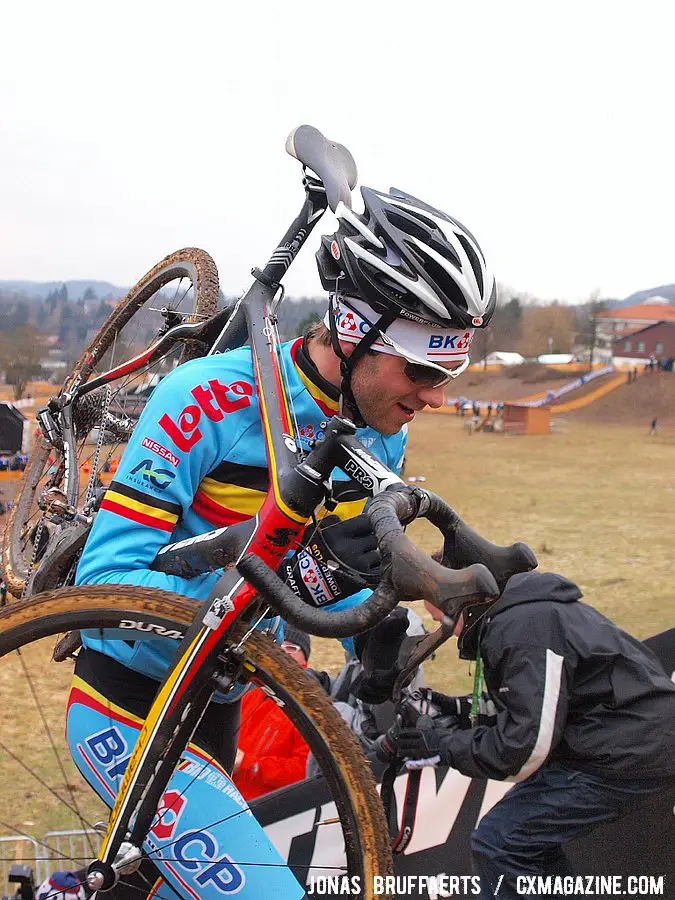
[316, 186, 496, 330]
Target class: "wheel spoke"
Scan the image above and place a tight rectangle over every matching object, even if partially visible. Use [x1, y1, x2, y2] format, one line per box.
[0, 590, 392, 897]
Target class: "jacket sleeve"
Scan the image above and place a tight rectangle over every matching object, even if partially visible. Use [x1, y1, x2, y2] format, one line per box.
[443, 640, 572, 781]
[75, 363, 248, 600]
[236, 704, 310, 793]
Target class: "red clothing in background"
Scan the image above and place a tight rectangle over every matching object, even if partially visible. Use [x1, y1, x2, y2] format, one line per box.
[233, 686, 310, 801]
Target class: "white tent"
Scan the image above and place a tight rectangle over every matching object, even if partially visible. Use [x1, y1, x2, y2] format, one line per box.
[537, 353, 574, 365]
[484, 351, 525, 366]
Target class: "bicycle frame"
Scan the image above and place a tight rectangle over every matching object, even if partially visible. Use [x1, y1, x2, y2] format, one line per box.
[86, 170, 370, 888]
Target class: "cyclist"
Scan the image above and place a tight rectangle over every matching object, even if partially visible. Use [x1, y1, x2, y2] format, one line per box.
[67, 187, 496, 898]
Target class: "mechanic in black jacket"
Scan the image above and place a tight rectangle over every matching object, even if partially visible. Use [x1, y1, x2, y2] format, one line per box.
[378, 570, 675, 900]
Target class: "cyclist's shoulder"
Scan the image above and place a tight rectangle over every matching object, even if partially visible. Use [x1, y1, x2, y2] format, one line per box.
[158, 347, 255, 389]
[130, 349, 258, 457]
[145, 350, 258, 416]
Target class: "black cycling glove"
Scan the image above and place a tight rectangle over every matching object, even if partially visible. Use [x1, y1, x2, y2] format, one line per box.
[282, 513, 381, 608]
[377, 713, 461, 765]
[350, 608, 412, 704]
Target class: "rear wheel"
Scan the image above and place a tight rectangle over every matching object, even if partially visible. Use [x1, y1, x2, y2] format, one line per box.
[2, 249, 219, 597]
[0, 585, 393, 898]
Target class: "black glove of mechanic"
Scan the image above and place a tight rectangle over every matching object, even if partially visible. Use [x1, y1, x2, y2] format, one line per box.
[282, 514, 380, 608]
[376, 712, 461, 765]
[350, 608, 412, 704]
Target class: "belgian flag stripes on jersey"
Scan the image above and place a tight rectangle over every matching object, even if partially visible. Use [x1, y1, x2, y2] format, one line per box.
[100, 481, 182, 533]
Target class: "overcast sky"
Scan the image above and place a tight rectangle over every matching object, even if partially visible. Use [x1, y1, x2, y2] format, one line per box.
[1, 1, 674, 303]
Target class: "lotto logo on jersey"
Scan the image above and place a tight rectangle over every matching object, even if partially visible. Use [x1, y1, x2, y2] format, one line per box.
[159, 379, 254, 452]
[428, 331, 473, 351]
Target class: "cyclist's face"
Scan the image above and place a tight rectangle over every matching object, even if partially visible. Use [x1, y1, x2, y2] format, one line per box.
[350, 351, 450, 434]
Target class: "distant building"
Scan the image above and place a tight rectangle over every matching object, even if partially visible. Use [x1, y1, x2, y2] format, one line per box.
[594, 299, 675, 341]
[611, 321, 675, 364]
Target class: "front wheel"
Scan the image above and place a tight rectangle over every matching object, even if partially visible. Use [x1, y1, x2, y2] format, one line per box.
[0, 585, 393, 899]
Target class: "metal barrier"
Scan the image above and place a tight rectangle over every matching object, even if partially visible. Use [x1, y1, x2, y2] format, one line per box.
[0, 835, 39, 893]
[40, 831, 102, 884]
[0, 830, 100, 890]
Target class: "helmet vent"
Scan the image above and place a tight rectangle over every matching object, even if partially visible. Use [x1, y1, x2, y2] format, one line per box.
[457, 234, 483, 297]
[385, 209, 434, 244]
[360, 260, 408, 303]
[419, 254, 468, 313]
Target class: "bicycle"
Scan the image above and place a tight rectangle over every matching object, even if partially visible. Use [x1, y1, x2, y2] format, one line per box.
[0, 125, 535, 899]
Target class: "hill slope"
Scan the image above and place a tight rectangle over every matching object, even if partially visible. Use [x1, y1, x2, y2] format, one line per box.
[569, 373, 675, 425]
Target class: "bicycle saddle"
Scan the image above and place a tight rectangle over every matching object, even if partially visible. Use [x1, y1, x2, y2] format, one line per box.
[286, 124, 358, 211]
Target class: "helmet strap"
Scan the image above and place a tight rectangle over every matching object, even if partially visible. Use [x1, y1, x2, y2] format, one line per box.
[327, 291, 398, 429]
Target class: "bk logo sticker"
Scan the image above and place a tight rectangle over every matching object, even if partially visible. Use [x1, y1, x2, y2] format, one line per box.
[150, 789, 187, 841]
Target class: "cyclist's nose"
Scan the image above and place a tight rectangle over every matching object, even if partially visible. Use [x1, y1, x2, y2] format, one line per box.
[416, 383, 445, 409]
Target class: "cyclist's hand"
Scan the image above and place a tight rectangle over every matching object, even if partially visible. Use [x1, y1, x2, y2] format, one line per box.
[282, 514, 380, 608]
[310, 513, 381, 587]
[350, 608, 410, 704]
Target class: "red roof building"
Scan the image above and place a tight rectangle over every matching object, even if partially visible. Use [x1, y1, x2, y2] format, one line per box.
[595, 300, 675, 340]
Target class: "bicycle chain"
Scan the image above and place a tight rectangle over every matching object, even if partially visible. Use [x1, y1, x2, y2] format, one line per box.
[85, 385, 112, 503]
[22, 516, 46, 599]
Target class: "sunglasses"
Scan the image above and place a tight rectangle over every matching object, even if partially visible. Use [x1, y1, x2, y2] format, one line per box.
[403, 361, 454, 389]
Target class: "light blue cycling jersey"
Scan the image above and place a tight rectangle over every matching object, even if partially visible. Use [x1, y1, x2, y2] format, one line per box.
[77, 337, 407, 682]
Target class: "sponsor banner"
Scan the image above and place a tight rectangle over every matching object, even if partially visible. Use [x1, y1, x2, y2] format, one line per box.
[254, 760, 674, 894]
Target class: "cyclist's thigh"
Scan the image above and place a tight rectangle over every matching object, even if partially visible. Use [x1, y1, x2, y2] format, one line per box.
[66, 676, 305, 899]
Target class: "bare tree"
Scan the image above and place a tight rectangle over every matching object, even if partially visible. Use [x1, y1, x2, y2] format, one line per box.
[0, 325, 46, 399]
[516, 304, 576, 358]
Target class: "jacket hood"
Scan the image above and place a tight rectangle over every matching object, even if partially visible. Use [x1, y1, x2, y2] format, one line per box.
[494, 571, 582, 615]
[457, 571, 582, 660]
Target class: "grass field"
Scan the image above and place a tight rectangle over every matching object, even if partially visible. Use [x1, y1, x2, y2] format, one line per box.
[311, 416, 675, 694]
[1, 416, 674, 853]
